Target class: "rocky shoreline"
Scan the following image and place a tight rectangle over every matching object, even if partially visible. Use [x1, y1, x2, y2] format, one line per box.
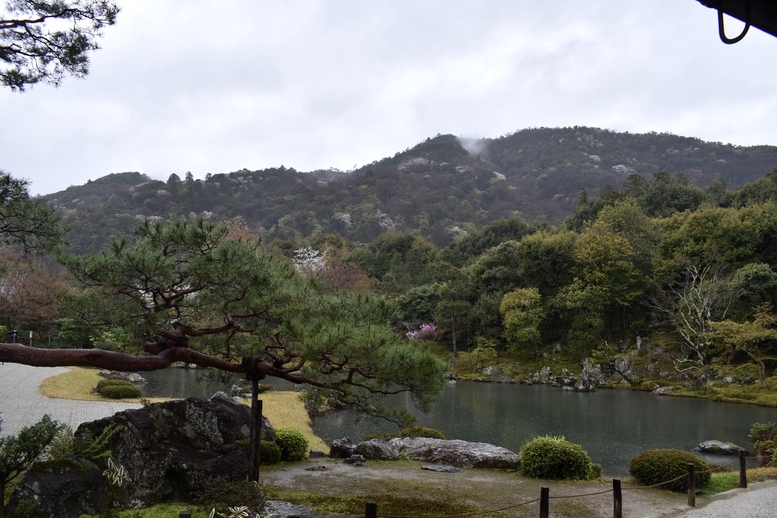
[453, 353, 767, 400]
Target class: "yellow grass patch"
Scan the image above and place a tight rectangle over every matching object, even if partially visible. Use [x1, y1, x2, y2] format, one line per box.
[251, 391, 328, 452]
[39, 367, 328, 452]
[40, 366, 109, 401]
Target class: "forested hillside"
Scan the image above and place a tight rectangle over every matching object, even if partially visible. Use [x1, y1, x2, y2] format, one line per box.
[5, 127, 777, 398]
[42, 127, 777, 253]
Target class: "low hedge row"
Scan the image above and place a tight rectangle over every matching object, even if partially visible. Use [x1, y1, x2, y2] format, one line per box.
[95, 379, 143, 399]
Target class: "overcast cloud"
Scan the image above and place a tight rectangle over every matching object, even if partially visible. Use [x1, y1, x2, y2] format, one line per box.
[2, 1, 775, 196]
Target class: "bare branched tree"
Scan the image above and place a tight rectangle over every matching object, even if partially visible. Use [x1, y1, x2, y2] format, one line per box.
[650, 261, 739, 371]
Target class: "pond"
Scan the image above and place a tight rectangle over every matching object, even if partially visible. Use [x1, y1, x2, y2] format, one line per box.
[139, 367, 297, 398]
[312, 381, 777, 477]
[137, 369, 777, 477]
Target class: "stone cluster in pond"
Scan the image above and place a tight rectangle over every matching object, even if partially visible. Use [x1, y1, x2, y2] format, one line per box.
[7, 392, 274, 518]
[469, 337, 763, 392]
[97, 370, 147, 384]
[329, 436, 520, 469]
[692, 440, 747, 456]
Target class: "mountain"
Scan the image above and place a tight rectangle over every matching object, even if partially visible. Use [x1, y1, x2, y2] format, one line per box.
[42, 127, 777, 253]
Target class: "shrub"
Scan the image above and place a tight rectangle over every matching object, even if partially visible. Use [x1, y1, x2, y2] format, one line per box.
[96, 379, 134, 391]
[749, 422, 777, 466]
[236, 439, 281, 465]
[363, 433, 396, 441]
[275, 428, 309, 461]
[260, 440, 282, 465]
[14, 499, 38, 518]
[629, 449, 711, 491]
[399, 426, 446, 440]
[99, 383, 143, 399]
[452, 340, 499, 373]
[74, 423, 121, 461]
[96, 379, 143, 399]
[520, 435, 594, 480]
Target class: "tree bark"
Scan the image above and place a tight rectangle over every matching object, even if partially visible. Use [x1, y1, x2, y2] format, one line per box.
[0, 343, 341, 389]
[0, 343, 243, 373]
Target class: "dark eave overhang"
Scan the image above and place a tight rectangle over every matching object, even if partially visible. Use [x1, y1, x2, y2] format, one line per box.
[697, 0, 777, 43]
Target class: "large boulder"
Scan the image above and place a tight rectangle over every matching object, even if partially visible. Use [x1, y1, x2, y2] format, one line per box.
[329, 437, 357, 458]
[7, 392, 274, 517]
[389, 437, 519, 468]
[652, 386, 674, 396]
[355, 439, 400, 461]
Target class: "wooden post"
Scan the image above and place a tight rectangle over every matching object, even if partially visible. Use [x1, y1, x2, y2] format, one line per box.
[539, 486, 549, 518]
[365, 501, 378, 518]
[612, 478, 622, 518]
[249, 377, 262, 482]
[739, 449, 748, 488]
[687, 463, 696, 507]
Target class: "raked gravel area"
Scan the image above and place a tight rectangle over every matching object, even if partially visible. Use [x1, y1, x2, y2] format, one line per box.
[0, 363, 140, 436]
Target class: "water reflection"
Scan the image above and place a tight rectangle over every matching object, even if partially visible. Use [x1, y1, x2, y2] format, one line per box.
[139, 367, 296, 398]
[312, 382, 777, 477]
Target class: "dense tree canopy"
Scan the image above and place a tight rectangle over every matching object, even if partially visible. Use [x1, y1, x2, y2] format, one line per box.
[0, 173, 65, 256]
[711, 304, 777, 388]
[4, 159, 777, 398]
[0, 0, 118, 90]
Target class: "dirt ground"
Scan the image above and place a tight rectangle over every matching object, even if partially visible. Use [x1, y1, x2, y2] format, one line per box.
[259, 458, 695, 518]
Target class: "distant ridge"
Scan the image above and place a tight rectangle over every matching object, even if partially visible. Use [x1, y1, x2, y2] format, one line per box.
[42, 127, 777, 253]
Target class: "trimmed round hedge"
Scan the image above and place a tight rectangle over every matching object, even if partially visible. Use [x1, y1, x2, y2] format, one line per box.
[629, 449, 711, 492]
[96, 379, 143, 399]
[260, 440, 282, 465]
[236, 439, 282, 465]
[96, 379, 135, 391]
[275, 428, 309, 461]
[520, 435, 594, 480]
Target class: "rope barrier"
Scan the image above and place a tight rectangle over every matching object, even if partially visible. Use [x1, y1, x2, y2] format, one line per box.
[369, 454, 758, 518]
[621, 471, 690, 491]
[548, 488, 614, 499]
[700, 456, 740, 474]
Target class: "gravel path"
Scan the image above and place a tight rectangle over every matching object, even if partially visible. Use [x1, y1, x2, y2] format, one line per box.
[0, 363, 140, 436]
[661, 480, 777, 517]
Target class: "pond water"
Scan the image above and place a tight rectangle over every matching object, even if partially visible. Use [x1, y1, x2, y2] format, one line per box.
[312, 381, 777, 477]
[139, 367, 296, 398]
[137, 369, 777, 477]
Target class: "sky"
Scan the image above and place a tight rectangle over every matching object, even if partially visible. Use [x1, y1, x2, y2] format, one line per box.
[2, 1, 776, 196]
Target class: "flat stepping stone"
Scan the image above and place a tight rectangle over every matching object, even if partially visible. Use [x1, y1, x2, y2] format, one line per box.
[422, 465, 463, 473]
